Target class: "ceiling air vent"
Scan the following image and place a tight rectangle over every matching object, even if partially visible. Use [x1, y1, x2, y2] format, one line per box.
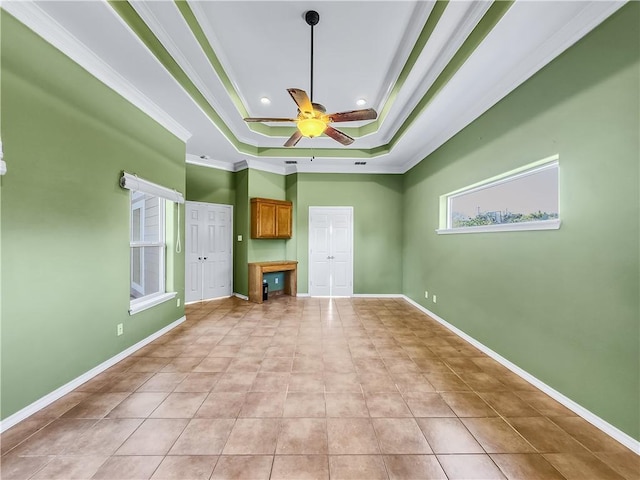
[285, 160, 298, 164]
[355, 161, 367, 165]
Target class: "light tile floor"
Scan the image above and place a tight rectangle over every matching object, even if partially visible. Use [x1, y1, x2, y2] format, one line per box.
[1, 297, 638, 479]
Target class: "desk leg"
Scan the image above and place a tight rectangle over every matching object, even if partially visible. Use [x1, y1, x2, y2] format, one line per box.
[248, 265, 263, 304]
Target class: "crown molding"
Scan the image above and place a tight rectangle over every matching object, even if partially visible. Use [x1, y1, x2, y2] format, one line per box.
[187, 0, 250, 114]
[400, 0, 627, 173]
[293, 162, 405, 175]
[186, 152, 404, 176]
[372, 1, 435, 113]
[185, 154, 236, 172]
[237, 158, 287, 176]
[129, 1, 240, 137]
[380, 1, 491, 144]
[2, 0, 192, 143]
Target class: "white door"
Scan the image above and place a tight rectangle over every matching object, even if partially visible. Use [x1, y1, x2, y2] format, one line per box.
[186, 202, 233, 303]
[309, 207, 353, 297]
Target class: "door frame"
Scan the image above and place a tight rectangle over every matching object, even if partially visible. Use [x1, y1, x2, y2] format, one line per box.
[184, 201, 234, 304]
[308, 206, 354, 297]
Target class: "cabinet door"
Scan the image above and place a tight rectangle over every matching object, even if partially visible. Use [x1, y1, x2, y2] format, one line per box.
[276, 203, 292, 238]
[257, 202, 276, 237]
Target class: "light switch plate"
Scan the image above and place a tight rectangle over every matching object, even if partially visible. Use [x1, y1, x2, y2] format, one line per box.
[237, 235, 243, 242]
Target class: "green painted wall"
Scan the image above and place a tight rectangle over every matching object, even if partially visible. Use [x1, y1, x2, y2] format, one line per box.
[263, 272, 285, 294]
[185, 163, 235, 205]
[247, 169, 288, 265]
[292, 173, 404, 295]
[0, 14, 186, 419]
[233, 169, 249, 295]
[402, 4, 639, 440]
[231, 170, 404, 297]
[233, 168, 290, 296]
[285, 173, 298, 261]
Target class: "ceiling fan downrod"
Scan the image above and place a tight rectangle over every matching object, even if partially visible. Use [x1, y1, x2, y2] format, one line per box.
[242, 8, 377, 147]
[305, 10, 319, 102]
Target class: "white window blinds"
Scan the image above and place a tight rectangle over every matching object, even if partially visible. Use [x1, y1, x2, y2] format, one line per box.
[120, 172, 183, 253]
[120, 172, 184, 204]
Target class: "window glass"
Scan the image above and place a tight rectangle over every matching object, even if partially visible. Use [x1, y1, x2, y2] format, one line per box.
[450, 164, 558, 228]
[130, 192, 165, 302]
[439, 157, 560, 234]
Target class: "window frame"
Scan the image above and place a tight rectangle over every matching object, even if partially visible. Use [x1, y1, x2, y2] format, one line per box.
[129, 192, 175, 315]
[437, 154, 561, 235]
[130, 196, 146, 297]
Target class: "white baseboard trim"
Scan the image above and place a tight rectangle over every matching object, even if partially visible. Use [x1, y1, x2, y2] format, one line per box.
[401, 295, 640, 454]
[0, 315, 186, 434]
[233, 292, 248, 301]
[297, 294, 403, 298]
[353, 294, 404, 298]
[186, 295, 235, 305]
[203, 295, 233, 302]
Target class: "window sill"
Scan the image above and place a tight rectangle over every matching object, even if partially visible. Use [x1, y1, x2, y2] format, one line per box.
[436, 219, 561, 235]
[129, 292, 177, 315]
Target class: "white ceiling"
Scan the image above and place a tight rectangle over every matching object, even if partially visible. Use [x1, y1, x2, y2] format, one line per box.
[6, 0, 625, 174]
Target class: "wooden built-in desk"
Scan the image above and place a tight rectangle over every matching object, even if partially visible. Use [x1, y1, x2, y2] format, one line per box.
[248, 261, 298, 304]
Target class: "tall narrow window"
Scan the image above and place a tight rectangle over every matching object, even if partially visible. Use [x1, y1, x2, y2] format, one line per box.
[129, 192, 165, 301]
[438, 155, 560, 234]
[120, 172, 183, 314]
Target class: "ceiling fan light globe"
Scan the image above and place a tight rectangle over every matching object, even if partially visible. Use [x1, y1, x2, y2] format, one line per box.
[297, 118, 327, 138]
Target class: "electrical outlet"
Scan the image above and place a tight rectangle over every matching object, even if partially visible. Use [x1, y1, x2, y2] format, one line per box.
[237, 235, 243, 242]
[432, 295, 437, 304]
[275, 278, 279, 284]
[117, 323, 124, 336]
[424, 291, 429, 299]
[177, 298, 181, 307]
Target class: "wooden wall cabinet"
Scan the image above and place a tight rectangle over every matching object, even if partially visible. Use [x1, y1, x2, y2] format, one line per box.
[251, 198, 292, 239]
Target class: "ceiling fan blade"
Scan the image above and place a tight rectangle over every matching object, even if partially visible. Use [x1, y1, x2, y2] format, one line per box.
[284, 130, 303, 147]
[324, 126, 354, 146]
[244, 117, 297, 123]
[287, 88, 314, 115]
[328, 108, 378, 123]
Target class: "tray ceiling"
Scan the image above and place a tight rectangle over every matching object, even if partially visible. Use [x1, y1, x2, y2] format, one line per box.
[5, 1, 625, 173]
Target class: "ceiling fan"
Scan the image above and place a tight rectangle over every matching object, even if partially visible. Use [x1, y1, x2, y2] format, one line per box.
[243, 10, 377, 147]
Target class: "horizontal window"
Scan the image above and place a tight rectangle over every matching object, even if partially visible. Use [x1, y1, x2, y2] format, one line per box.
[438, 155, 560, 234]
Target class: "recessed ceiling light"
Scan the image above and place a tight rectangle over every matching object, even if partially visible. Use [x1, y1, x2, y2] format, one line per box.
[356, 98, 367, 106]
[260, 97, 271, 105]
